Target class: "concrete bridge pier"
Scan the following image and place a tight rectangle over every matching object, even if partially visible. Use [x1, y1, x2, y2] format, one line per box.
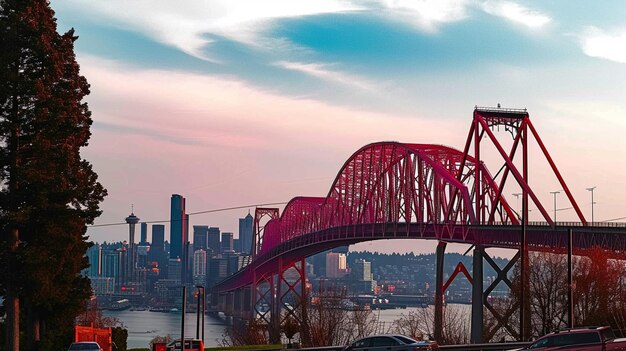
[233, 288, 244, 319]
[224, 291, 235, 317]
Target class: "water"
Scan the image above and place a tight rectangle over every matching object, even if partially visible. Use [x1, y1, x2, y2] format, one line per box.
[106, 305, 472, 348]
[103, 310, 228, 349]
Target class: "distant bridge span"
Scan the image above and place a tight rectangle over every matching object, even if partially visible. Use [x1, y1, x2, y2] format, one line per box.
[211, 107, 626, 344]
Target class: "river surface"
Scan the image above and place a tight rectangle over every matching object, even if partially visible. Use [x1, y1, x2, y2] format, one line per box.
[104, 305, 471, 349]
[103, 310, 229, 349]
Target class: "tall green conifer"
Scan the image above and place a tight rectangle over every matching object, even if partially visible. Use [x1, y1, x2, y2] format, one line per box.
[0, 0, 107, 349]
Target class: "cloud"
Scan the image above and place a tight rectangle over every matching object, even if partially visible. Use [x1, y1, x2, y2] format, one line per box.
[58, 0, 360, 60]
[376, 0, 470, 31]
[80, 56, 465, 243]
[274, 61, 379, 91]
[480, 1, 550, 29]
[579, 26, 626, 64]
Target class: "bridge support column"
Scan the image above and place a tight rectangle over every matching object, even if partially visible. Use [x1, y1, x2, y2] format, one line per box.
[225, 291, 235, 316]
[269, 260, 282, 344]
[243, 286, 252, 319]
[300, 258, 310, 346]
[434, 241, 447, 342]
[253, 270, 274, 327]
[234, 289, 243, 318]
[471, 246, 484, 343]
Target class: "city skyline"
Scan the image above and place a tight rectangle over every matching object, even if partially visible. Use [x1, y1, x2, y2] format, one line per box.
[49, 1, 626, 254]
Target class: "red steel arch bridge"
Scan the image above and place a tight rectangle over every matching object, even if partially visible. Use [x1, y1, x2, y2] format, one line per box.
[211, 107, 626, 344]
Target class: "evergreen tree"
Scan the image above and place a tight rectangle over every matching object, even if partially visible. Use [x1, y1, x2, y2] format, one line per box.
[0, 0, 107, 349]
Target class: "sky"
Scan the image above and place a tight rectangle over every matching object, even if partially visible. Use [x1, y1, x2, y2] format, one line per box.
[50, 0, 626, 254]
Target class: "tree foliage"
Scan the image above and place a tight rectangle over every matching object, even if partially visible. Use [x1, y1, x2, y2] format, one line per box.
[0, 0, 107, 348]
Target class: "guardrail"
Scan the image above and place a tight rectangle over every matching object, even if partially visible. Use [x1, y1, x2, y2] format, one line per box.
[439, 342, 530, 350]
[291, 341, 531, 351]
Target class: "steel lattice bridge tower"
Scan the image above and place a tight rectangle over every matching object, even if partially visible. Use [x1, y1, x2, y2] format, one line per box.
[211, 107, 626, 344]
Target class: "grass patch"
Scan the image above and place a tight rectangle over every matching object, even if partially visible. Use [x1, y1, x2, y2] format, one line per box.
[205, 345, 283, 350]
[129, 345, 283, 351]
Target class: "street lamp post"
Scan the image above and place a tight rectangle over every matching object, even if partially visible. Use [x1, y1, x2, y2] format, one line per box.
[512, 193, 523, 221]
[586, 186, 596, 225]
[550, 191, 561, 224]
[196, 285, 205, 342]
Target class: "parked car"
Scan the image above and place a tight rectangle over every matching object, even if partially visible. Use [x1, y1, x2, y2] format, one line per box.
[344, 334, 438, 351]
[68, 342, 103, 351]
[510, 326, 626, 350]
[165, 338, 204, 351]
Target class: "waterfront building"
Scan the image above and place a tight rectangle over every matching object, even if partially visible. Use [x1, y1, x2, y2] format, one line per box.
[154, 279, 182, 306]
[326, 252, 348, 279]
[90, 277, 115, 295]
[352, 259, 372, 281]
[352, 259, 376, 293]
[238, 213, 253, 255]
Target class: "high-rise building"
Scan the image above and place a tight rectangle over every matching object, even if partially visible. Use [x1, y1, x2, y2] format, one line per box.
[193, 226, 209, 252]
[238, 213, 253, 255]
[207, 257, 228, 289]
[101, 249, 119, 280]
[168, 258, 182, 284]
[207, 227, 220, 254]
[140, 222, 148, 245]
[352, 259, 372, 281]
[170, 194, 186, 260]
[150, 224, 166, 277]
[193, 250, 207, 286]
[170, 194, 188, 284]
[221, 232, 234, 253]
[86, 244, 101, 277]
[125, 211, 140, 283]
[90, 277, 115, 295]
[326, 252, 348, 278]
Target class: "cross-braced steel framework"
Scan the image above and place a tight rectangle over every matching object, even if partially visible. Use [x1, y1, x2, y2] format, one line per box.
[212, 107, 626, 344]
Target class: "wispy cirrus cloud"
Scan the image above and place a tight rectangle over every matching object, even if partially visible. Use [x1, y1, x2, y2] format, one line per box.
[58, 0, 361, 60]
[579, 26, 626, 64]
[275, 61, 379, 91]
[375, 0, 470, 32]
[480, 1, 550, 29]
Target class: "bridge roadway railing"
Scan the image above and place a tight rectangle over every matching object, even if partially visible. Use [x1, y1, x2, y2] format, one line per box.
[215, 221, 626, 293]
[288, 341, 531, 351]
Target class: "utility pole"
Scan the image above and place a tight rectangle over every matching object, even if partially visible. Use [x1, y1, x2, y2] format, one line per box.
[512, 193, 522, 221]
[586, 187, 596, 225]
[550, 191, 560, 224]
